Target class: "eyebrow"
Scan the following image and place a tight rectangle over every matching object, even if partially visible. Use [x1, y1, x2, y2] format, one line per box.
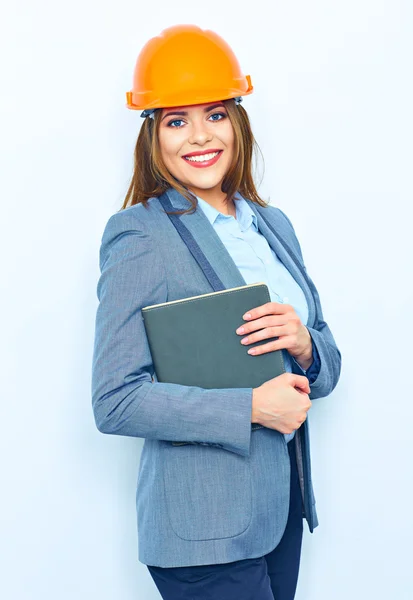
[161, 103, 226, 122]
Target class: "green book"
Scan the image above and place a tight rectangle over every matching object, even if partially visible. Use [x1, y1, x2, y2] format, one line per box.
[141, 282, 285, 389]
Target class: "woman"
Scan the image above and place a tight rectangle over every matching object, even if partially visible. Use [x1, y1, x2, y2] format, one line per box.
[91, 24, 341, 600]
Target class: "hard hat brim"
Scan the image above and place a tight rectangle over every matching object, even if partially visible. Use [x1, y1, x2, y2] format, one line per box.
[126, 79, 253, 111]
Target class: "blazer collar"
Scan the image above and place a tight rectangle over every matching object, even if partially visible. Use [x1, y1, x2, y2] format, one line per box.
[163, 187, 317, 327]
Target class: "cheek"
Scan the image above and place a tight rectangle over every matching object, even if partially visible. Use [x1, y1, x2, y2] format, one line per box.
[222, 124, 235, 153]
[159, 133, 182, 167]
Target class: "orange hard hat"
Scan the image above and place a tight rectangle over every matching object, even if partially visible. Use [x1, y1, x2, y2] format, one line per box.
[126, 24, 253, 117]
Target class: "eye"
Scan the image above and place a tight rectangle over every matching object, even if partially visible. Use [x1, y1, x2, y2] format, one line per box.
[209, 112, 226, 121]
[167, 118, 185, 128]
[166, 112, 227, 128]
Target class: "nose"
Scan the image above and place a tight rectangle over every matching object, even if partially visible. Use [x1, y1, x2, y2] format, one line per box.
[187, 119, 213, 146]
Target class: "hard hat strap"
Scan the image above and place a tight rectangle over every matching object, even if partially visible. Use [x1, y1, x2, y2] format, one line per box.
[140, 108, 156, 119]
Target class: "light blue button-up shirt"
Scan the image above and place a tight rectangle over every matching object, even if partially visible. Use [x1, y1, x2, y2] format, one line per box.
[196, 193, 311, 443]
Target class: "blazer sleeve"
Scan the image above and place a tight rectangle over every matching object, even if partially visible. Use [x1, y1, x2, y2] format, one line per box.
[291, 342, 321, 385]
[277, 209, 342, 400]
[91, 210, 253, 457]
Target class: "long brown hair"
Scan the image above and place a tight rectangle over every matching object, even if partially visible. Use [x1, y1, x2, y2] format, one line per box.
[121, 98, 269, 215]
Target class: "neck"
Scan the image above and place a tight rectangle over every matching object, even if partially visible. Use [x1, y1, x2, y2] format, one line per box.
[187, 186, 237, 218]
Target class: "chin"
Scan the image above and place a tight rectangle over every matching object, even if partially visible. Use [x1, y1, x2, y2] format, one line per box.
[184, 172, 225, 188]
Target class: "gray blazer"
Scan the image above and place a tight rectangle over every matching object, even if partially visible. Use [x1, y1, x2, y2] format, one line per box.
[91, 187, 341, 568]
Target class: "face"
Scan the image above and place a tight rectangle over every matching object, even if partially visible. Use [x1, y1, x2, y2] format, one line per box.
[157, 102, 235, 202]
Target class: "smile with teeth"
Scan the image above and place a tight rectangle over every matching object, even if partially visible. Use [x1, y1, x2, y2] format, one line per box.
[184, 151, 220, 162]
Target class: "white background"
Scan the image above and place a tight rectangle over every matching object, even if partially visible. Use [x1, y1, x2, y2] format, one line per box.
[2, 1, 412, 598]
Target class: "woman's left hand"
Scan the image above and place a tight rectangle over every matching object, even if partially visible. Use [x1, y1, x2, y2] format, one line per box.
[235, 301, 313, 370]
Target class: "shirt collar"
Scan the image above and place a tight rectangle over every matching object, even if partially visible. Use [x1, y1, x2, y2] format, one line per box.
[196, 192, 258, 232]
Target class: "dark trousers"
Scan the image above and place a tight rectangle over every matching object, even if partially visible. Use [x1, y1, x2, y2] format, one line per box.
[147, 439, 304, 600]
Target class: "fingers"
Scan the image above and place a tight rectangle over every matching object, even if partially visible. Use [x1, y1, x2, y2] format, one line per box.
[269, 372, 310, 394]
[288, 373, 310, 394]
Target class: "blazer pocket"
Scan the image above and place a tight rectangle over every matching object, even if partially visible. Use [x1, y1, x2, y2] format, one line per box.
[162, 443, 252, 541]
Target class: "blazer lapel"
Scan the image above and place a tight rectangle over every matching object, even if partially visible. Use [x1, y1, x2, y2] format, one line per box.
[163, 188, 247, 290]
[162, 187, 316, 328]
[247, 202, 317, 328]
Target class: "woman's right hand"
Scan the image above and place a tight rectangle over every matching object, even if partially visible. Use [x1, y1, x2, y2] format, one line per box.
[251, 373, 312, 434]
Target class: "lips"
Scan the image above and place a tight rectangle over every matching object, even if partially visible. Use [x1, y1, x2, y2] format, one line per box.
[182, 149, 222, 158]
[182, 149, 223, 169]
